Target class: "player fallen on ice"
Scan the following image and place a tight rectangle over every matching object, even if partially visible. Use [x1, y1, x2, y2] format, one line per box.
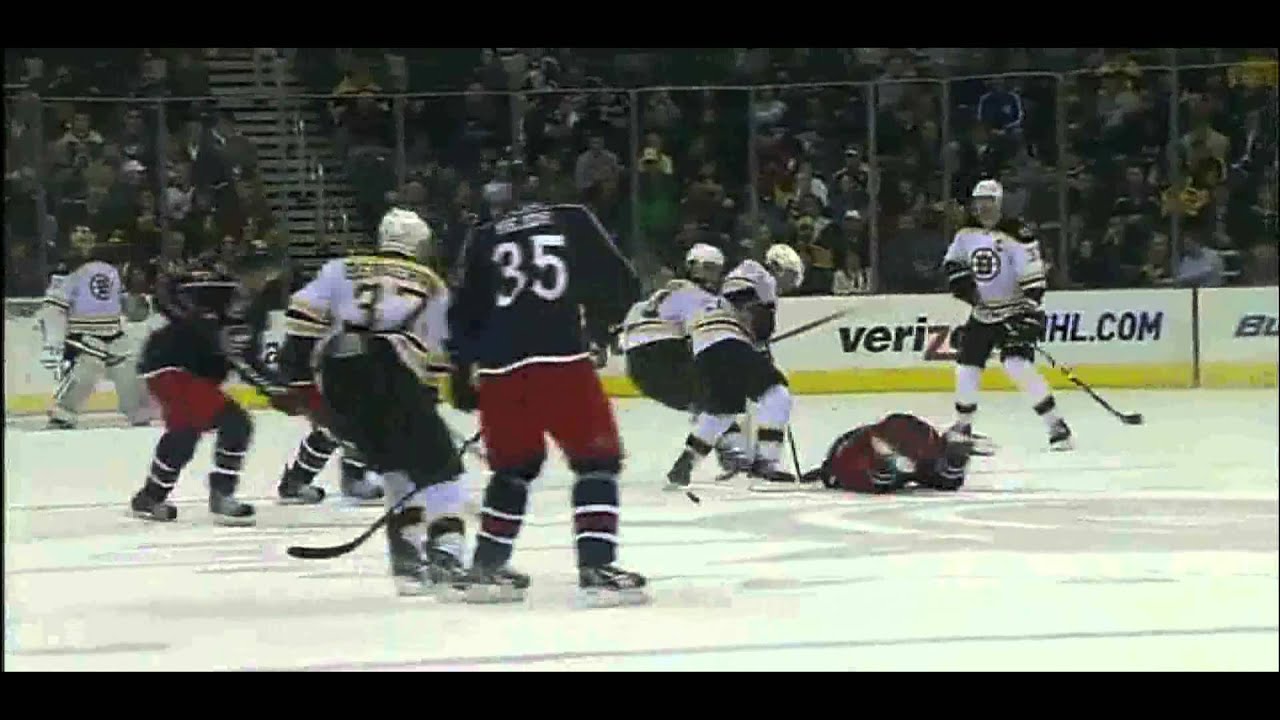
[130, 244, 302, 525]
[284, 208, 469, 596]
[40, 226, 153, 429]
[665, 244, 806, 492]
[943, 179, 1073, 451]
[798, 413, 982, 493]
[620, 243, 749, 474]
[447, 168, 648, 607]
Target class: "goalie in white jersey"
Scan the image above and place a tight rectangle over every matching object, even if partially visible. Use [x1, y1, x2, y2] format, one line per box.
[665, 244, 805, 491]
[285, 208, 468, 595]
[40, 235, 151, 429]
[943, 179, 1072, 450]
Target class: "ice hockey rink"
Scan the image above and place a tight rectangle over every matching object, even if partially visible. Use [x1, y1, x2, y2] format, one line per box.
[5, 389, 1278, 671]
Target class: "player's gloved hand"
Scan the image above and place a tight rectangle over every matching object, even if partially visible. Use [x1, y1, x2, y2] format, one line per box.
[449, 365, 479, 413]
[1003, 308, 1046, 347]
[588, 341, 608, 369]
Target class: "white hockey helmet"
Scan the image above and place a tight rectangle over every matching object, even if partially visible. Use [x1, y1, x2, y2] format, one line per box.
[971, 178, 1004, 200]
[684, 243, 726, 288]
[764, 243, 805, 294]
[378, 208, 434, 261]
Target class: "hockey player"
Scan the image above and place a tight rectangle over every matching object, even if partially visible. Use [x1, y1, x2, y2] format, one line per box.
[800, 413, 978, 493]
[447, 176, 647, 607]
[620, 243, 723, 413]
[40, 228, 152, 429]
[130, 245, 298, 525]
[665, 244, 806, 492]
[943, 179, 1073, 451]
[286, 208, 467, 595]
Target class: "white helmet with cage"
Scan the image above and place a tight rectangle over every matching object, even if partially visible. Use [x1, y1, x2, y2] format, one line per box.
[378, 208, 434, 261]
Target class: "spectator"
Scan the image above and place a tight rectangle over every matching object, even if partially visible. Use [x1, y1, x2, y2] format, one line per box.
[1173, 235, 1226, 287]
[1070, 237, 1114, 288]
[1137, 232, 1173, 286]
[575, 133, 621, 195]
[639, 132, 674, 176]
[832, 244, 871, 295]
[1243, 244, 1277, 285]
[977, 78, 1025, 133]
[793, 214, 838, 295]
[636, 148, 680, 268]
[751, 88, 787, 129]
[644, 90, 683, 134]
[533, 154, 576, 204]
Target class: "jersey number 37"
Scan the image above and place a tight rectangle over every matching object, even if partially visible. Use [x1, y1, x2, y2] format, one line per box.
[493, 234, 568, 307]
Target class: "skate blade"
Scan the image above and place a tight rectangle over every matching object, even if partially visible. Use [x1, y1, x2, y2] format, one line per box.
[394, 577, 441, 597]
[662, 481, 690, 493]
[1049, 438, 1075, 452]
[212, 514, 257, 527]
[340, 494, 385, 507]
[575, 587, 651, 609]
[749, 480, 802, 493]
[454, 584, 527, 604]
[277, 495, 325, 506]
[129, 509, 177, 523]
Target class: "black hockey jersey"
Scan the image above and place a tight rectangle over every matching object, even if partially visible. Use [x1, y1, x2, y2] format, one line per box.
[138, 268, 282, 387]
[448, 203, 641, 375]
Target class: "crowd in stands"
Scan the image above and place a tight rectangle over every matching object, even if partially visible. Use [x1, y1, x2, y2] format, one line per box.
[6, 48, 1277, 300]
[4, 48, 280, 297]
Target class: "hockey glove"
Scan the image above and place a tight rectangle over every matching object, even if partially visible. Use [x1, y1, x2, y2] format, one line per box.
[450, 364, 479, 413]
[588, 341, 609, 369]
[1003, 309, 1047, 347]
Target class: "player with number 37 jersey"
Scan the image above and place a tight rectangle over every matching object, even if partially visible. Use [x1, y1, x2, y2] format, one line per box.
[447, 190, 647, 607]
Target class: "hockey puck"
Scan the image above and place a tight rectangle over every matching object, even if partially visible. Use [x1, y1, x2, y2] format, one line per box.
[685, 490, 701, 504]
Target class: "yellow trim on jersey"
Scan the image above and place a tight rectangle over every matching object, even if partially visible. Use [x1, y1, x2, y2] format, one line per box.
[344, 255, 447, 294]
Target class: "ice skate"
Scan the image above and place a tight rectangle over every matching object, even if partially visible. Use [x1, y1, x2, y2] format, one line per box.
[747, 459, 798, 493]
[209, 491, 256, 526]
[341, 469, 384, 505]
[1048, 419, 1074, 452]
[130, 490, 177, 522]
[577, 564, 650, 608]
[277, 467, 326, 505]
[449, 564, 531, 604]
[665, 452, 694, 491]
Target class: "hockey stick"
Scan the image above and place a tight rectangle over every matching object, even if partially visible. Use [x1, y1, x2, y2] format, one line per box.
[1034, 346, 1144, 425]
[286, 431, 483, 560]
[771, 308, 853, 344]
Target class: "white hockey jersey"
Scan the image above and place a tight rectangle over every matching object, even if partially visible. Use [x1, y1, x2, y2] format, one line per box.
[943, 220, 1047, 323]
[721, 259, 778, 307]
[689, 259, 778, 355]
[287, 255, 452, 387]
[41, 260, 124, 345]
[620, 279, 716, 351]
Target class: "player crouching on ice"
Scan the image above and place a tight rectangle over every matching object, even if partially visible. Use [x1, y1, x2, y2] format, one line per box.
[800, 413, 981, 493]
[666, 244, 806, 492]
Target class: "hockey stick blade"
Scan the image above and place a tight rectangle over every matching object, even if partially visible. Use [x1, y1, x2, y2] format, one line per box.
[286, 431, 483, 560]
[771, 308, 853, 344]
[1035, 347, 1144, 426]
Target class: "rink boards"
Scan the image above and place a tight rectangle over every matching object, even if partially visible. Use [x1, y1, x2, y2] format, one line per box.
[5, 286, 1276, 415]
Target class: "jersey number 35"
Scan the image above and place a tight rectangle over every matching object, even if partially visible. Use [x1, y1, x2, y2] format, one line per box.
[493, 234, 568, 307]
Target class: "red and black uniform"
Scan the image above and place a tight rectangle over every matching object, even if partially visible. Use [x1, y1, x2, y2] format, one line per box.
[802, 413, 970, 494]
[132, 256, 288, 516]
[447, 201, 642, 572]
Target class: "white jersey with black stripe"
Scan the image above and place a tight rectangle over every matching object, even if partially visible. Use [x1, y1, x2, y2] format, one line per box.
[620, 279, 715, 351]
[942, 221, 1046, 323]
[41, 260, 124, 343]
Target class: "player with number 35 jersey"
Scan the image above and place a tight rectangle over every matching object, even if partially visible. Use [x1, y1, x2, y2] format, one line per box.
[447, 178, 646, 607]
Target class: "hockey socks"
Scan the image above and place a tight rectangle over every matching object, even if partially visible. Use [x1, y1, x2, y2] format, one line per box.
[474, 472, 531, 568]
[572, 469, 620, 567]
[1002, 357, 1063, 430]
[143, 429, 199, 501]
[209, 405, 251, 496]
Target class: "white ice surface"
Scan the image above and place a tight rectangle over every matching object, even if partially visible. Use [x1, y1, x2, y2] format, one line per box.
[5, 389, 1278, 671]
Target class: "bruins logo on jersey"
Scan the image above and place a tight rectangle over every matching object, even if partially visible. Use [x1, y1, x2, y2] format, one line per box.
[89, 273, 113, 301]
[969, 248, 1002, 281]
